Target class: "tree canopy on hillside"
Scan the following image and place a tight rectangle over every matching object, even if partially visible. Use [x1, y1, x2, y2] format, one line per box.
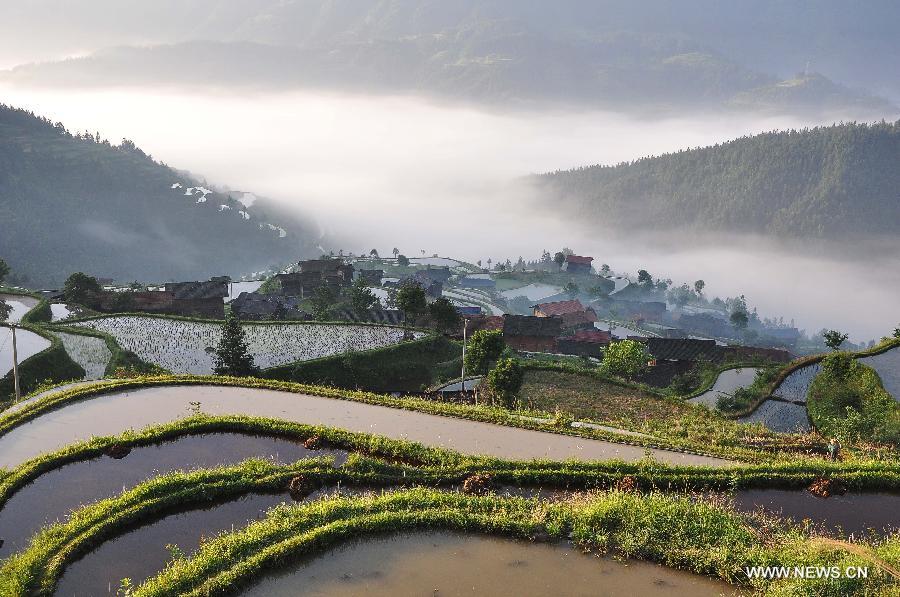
[541, 121, 900, 239]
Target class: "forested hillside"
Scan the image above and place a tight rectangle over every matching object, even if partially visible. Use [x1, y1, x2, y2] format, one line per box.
[0, 104, 317, 286]
[540, 121, 900, 238]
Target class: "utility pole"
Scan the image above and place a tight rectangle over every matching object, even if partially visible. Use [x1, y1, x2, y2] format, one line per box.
[461, 318, 467, 397]
[11, 324, 21, 403]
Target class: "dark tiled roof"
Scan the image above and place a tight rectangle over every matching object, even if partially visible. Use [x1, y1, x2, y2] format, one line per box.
[534, 299, 585, 316]
[565, 255, 593, 265]
[569, 329, 611, 344]
[503, 314, 562, 337]
[334, 308, 405, 325]
[164, 281, 229, 299]
[642, 338, 720, 361]
[559, 309, 598, 328]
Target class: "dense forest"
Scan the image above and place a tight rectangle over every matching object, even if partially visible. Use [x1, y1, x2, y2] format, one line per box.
[539, 121, 900, 238]
[3, 1, 897, 118]
[0, 104, 317, 286]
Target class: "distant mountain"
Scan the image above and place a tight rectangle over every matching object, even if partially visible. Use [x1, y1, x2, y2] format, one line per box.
[0, 103, 319, 286]
[538, 121, 900, 239]
[3, 0, 897, 119]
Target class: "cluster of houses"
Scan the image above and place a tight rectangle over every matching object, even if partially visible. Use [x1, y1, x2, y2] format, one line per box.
[459, 296, 791, 387]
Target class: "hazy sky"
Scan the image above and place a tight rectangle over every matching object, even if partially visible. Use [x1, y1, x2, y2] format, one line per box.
[0, 82, 894, 340]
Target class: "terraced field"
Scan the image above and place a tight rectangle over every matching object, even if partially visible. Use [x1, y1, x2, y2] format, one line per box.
[1, 380, 899, 596]
[71, 316, 424, 374]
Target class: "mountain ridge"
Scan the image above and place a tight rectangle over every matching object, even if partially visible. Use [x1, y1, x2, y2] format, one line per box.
[0, 103, 319, 286]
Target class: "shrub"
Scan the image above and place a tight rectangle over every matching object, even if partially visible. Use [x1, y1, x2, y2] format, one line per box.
[487, 358, 523, 407]
[600, 339, 650, 379]
[464, 329, 505, 375]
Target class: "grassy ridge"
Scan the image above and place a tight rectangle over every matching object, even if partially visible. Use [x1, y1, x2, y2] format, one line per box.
[263, 334, 462, 392]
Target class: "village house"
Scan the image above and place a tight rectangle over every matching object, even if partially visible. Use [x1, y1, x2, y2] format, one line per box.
[230, 292, 308, 320]
[459, 276, 497, 290]
[417, 266, 454, 285]
[502, 314, 562, 352]
[563, 255, 593, 274]
[557, 329, 611, 358]
[96, 279, 229, 318]
[357, 269, 384, 286]
[274, 258, 355, 298]
[409, 270, 444, 298]
[533, 299, 598, 331]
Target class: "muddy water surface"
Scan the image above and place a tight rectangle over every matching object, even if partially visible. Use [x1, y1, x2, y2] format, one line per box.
[860, 347, 900, 401]
[689, 367, 761, 408]
[734, 489, 900, 536]
[0, 385, 732, 468]
[0, 432, 344, 557]
[53, 493, 288, 596]
[239, 531, 743, 597]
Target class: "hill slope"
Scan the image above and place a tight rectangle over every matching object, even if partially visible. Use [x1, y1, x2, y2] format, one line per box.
[0, 104, 318, 286]
[538, 121, 900, 239]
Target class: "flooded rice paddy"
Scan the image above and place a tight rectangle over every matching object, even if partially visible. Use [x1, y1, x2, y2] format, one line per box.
[71, 316, 421, 374]
[0, 326, 50, 377]
[238, 531, 743, 597]
[860, 347, 900, 400]
[0, 293, 39, 323]
[736, 399, 810, 433]
[689, 367, 761, 408]
[773, 363, 821, 403]
[0, 432, 346, 557]
[732, 489, 900, 536]
[0, 385, 732, 469]
[53, 493, 289, 596]
[54, 331, 111, 380]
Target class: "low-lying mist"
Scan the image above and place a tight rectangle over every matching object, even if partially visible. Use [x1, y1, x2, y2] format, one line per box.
[1, 83, 895, 341]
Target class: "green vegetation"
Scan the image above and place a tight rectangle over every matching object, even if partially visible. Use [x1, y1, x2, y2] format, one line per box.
[463, 329, 505, 375]
[543, 121, 900, 239]
[265, 335, 462, 393]
[212, 313, 260, 376]
[808, 354, 900, 446]
[486, 358, 524, 407]
[0, 104, 316, 286]
[396, 282, 427, 321]
[600, 339, 649, 379]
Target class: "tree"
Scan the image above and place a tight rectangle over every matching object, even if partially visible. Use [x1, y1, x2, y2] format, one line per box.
[428, 297, 461, 333]
[637, 269, 653, 289]
[396, 282, 427, 321]
[487, 358, 524, 408]
[369, 249, 379, 258]
[694, 279, 706, 295]
[823, 329, 849, 351]
[894, 326, 900, 339]
[63, 272, 101, 307]
[553, 252, 566, 269]
[212, 312, 259, 376]
[349, 278, 378, 315]
[465, 329, 506, 374]
[310, 285, 335, 321]
[0, 258, 9, 286]
[392, 248, 399, 258]
[563, 282, 579, 299]
[667, 283, 694, 308]
[600, 264, 611, 276]
[729, 309, 749, 331]
[269, 302, 288, 321]
[397, 254, 410, 267]
[600, 339, 650, 379]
